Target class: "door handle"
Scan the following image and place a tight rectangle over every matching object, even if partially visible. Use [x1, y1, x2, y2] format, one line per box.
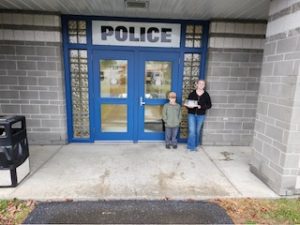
[140, 96, 145, 106]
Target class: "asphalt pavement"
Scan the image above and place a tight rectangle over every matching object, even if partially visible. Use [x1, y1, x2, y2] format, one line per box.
[23, 200, 233, 224]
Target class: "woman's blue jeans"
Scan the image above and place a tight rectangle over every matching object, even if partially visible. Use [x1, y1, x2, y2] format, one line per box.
[187, 113, 205, 150]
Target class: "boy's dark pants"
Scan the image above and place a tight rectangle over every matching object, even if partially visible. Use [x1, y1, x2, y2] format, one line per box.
[165, 127, 179, 146]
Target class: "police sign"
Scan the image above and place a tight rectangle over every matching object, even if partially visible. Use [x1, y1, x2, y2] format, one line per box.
[92, 21, 181, 48]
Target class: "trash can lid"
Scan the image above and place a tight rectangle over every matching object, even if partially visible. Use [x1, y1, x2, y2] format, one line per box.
[0, 115, 17, 122]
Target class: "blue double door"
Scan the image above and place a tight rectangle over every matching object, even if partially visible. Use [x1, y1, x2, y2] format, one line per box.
[92, 49, 180, 141]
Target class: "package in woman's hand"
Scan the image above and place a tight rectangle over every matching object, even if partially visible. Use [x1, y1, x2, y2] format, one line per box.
[184, 100, 198, 107]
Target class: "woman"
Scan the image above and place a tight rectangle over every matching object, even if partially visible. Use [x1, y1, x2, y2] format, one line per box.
[185, 79, 212, 151]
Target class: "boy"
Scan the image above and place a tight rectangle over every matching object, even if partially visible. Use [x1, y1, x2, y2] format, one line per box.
[162, 92, 182, 149]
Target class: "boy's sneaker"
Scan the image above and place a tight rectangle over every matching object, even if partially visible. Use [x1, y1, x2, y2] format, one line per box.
[173, 145, 177, 149]
[166, 144, 171, 149]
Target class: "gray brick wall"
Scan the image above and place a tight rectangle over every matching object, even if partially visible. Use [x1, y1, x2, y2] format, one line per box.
[203, 49, 262, 145]
[251, 0, 300, 195]
[203, 20, 266, 146]
[0, 12, 66, 144]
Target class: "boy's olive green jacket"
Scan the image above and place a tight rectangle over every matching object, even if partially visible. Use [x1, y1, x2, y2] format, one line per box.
[162, 103, 182, 128]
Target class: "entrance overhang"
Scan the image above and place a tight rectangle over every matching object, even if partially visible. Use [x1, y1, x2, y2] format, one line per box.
[0, 0, 270, 20]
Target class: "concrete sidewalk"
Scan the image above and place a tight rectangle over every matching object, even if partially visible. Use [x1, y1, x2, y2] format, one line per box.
[0, 144, 278, 200]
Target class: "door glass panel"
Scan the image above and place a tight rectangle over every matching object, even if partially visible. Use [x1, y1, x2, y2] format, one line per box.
[145, 61, 171, 99]
[144, 105, 163, 132]
[101, 105, 127, 132]
[100, 60, 128, 98]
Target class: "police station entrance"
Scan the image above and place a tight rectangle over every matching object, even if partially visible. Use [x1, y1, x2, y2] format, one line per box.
[63, 17, 208, 142]
[93, 50, 179, 141]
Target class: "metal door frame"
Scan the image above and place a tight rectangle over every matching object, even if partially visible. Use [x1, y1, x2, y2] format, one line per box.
[92, 49, 135, 140]
[136, 51, 180, 141]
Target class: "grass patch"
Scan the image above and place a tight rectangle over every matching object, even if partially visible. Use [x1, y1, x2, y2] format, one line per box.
[266, 198, 300, 223]
[0, 199, 35, 225]
[214, 198, 300, 224]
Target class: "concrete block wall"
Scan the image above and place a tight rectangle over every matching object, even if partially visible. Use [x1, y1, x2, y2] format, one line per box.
[0, 11, 67, 144]
[251, 0, 300, 195]
[202, 20, 267, 145]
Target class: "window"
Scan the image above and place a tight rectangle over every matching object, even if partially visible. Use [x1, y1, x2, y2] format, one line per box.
[68, 20, 87, 44]
[180, 53, 201, 138]
[70, 50, 90, 138]
[185, 24, 202, 48]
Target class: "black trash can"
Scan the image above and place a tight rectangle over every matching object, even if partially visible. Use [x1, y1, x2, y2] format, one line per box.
[0, 115, 30, 187]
